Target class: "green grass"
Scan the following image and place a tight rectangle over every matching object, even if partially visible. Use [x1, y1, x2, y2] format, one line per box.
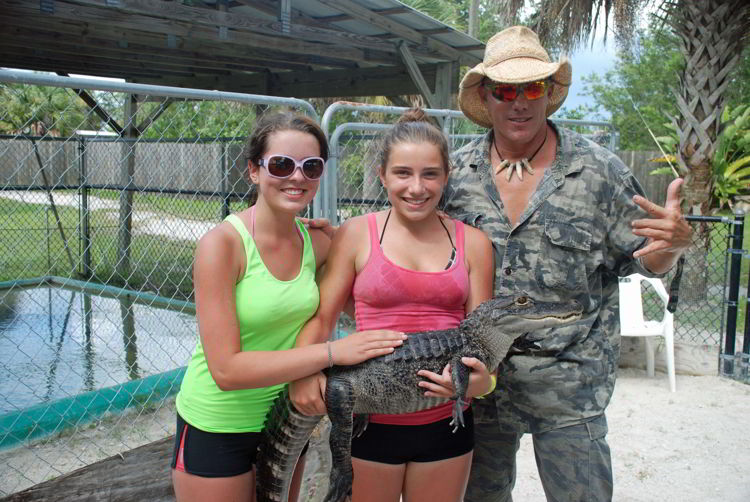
[90, 189, 250, 222]
[0, 197, 83, 280]
[0, 197, 199, 300]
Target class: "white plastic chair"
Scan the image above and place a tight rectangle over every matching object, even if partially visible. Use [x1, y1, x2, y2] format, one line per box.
[618, 273, 676, 392]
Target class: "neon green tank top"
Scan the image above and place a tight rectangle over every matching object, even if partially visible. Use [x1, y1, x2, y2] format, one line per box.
[175, 213, 319, 432]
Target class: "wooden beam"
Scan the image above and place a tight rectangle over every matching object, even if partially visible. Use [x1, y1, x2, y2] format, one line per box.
[0, 17, 334, 71]
[268, 64, 444, 98]
[56, 72, 125, 134]
[238, 0, 341, 31]
[398, 41, 437, 109]
[53, 0, 407, 58]
[0, 11, 364, 69]
[434, 62, 456, 109]
[0, 53, 199, 79]
[0, 55, 170, 80]
[315, 0, 481, 66]
[0, 437, 176, 501]
[1, 0, 392, 65]
[135, 64, 443, 99]
[237, 0, 465, 63]
[0, 30, 279, 73]
[136, 98, 176, 134]
[0, 41, 236, 79]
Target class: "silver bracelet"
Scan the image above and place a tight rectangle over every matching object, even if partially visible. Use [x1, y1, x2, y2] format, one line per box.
[326, 340, 334, 368]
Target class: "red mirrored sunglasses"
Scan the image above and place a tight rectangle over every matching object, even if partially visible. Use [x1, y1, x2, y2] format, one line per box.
[484, 80, 550, 102]
[258, 154, 326, 181]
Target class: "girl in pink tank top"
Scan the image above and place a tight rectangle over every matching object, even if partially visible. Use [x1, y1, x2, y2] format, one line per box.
[289, 109, 495, 502]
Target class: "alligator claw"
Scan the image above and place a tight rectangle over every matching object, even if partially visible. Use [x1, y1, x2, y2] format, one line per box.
[450, 398, 466, 433]
[352, 414, 369, 438]
[325, 466, 353, 502]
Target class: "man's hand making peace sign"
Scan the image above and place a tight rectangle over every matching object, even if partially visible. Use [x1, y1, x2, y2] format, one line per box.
[631, 178, 693, 274]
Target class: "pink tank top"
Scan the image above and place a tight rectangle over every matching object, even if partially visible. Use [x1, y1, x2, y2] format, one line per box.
[352, 213, 470, 425]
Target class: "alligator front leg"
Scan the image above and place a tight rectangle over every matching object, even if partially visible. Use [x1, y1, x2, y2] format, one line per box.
[324, 375, 356, 502]
[449, 356, 471, 432]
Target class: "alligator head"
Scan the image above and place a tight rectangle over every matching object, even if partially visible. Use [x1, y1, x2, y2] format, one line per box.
[460, 295, 584, 367]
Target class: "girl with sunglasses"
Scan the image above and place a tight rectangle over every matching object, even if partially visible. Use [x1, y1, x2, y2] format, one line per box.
[171, 112, 406, 502]
[290, 109, 496, 502]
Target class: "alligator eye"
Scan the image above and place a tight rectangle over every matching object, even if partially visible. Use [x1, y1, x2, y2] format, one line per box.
[516, 296, 528, 305]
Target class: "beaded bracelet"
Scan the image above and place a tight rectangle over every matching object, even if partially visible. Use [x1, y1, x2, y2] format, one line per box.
[475, 374, 497, 399]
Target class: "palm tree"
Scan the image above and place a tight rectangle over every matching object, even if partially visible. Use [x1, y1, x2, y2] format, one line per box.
[503, 0, 750, 217]
[659, 0, 750, 215]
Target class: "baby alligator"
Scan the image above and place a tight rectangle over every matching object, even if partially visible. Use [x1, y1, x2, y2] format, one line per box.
[256, 295, 583, 502]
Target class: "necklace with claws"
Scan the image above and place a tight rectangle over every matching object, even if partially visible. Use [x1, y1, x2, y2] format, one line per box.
[492, 126, 548, 182]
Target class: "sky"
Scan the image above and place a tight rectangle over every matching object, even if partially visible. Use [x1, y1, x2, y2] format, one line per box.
[565, 39, 618, 114]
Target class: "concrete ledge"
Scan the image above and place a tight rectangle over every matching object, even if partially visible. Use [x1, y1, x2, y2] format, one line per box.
[619, 337, 718, 376]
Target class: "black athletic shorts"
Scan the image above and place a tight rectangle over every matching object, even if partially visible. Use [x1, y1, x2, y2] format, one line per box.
[350, 407, 474, 464]
[170, 411, 309, 477]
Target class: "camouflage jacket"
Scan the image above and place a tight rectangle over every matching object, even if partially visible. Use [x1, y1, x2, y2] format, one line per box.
[444, 122, 659, 433]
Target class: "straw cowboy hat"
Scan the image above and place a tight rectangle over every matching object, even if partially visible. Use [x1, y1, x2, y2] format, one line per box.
[458, 26, 572, 128]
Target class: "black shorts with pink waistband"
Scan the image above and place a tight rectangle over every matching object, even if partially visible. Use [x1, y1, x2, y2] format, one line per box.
[171, 411, 309, 477]
[350, 407, 474, 464]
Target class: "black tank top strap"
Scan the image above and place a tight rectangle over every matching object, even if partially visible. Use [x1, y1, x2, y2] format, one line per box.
[379, 209, 392, 245]
[380, 210, 456, 269]
[438, 216, 455, 249]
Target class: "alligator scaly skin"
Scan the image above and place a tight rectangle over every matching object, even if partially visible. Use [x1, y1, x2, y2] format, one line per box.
[255, 387, 323, 502]
[256, 295, 583, 502]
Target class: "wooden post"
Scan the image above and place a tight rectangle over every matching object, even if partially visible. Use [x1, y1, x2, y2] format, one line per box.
[397, 41, 437, 109]
[117, 94, 138, 284]
[433, 62, 454, 110]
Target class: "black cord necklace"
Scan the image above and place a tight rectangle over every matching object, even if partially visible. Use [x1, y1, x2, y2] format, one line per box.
[493, 125, 549, 182]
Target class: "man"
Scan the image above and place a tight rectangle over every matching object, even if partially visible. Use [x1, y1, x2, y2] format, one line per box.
[441, 26, 691, 501]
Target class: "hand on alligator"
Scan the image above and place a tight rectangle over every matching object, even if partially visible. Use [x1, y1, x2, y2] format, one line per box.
[290, 372, 328, 416]
[416, 357, 492, 399]
[330, 329, 406, 365]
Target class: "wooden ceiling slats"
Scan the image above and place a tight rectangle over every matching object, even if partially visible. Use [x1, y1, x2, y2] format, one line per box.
[0, 0, 482, 101]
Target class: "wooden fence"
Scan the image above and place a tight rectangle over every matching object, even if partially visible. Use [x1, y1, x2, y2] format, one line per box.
[619, 150, 672, 206]
[1, 138, 669, 204]
[0, 138, 251, 195]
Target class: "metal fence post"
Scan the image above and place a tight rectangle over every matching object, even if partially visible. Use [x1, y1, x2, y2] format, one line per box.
[220, 141, 230, 219]
[78, 136, 91, 278]
[722, 211, 745, 376]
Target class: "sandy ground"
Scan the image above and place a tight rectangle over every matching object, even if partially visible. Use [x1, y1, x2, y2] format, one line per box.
[1, 368, 749, 500]
[513, 368, 750, 502]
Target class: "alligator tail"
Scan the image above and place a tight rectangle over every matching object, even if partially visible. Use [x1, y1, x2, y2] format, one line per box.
[256, 387, 323, 502]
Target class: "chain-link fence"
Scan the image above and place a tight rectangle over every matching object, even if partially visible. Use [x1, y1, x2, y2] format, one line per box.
[648, 214, 747, 346]
[0, 70, 316, 495]
[318, 102, 618, 225]
[637, 214, 748, 383]
[0, 71, 747, 498]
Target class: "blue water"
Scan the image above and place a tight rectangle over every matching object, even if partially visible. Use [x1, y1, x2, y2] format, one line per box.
[0, 286, 197, 414]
